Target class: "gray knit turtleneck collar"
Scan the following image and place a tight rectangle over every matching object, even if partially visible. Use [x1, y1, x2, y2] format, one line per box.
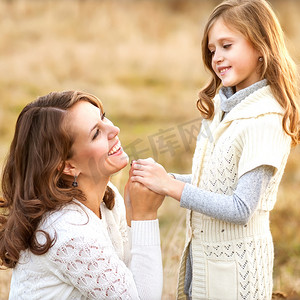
[219, 79, 268, 114]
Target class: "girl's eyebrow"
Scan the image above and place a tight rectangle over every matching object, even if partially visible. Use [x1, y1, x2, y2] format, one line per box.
[208, 37, 234, 48]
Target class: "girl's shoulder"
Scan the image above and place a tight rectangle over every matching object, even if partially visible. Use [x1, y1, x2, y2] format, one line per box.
[226, 86, 284, 122]
[249, 85, 285, 115]
[213, 93, 222, 111]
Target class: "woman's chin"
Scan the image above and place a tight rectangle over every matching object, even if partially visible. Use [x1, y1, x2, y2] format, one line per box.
[109, 152, 129, 174]
[118, 153, 129, 170]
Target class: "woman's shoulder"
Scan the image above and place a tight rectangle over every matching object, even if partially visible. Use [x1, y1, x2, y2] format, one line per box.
[40, 201, 86, 226]
[38, 201, 104, 245]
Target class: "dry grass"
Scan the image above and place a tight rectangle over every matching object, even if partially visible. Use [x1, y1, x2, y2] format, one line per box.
[0, 269, 12, 300]
[0, 0, 299, 299]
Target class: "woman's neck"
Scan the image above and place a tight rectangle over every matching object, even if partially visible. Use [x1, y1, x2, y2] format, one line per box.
[78, 176, 110, 218]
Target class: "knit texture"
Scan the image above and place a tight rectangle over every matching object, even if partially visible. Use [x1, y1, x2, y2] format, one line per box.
[177, 86, 291, 300]
[9, 182, 163, 300]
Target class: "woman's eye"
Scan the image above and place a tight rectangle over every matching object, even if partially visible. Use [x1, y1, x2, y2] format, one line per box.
[92, 129, 100, 140]
[101, 112, 106, 121]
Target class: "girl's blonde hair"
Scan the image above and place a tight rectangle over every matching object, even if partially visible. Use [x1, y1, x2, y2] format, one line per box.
[198, 0, 300, 146]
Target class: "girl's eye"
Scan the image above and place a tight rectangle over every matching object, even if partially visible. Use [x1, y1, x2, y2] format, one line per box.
[92, 129, 100, 140]
[223, 44, 232, 49]
[101, 112, 106, 121]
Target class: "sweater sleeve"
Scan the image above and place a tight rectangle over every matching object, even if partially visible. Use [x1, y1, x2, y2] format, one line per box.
[180, 165, 274, 225]
[48, 220, 162, 300]
[170, 173, 192, 184]
[130, 220, 163, 299]
[237, 114, 291, 178]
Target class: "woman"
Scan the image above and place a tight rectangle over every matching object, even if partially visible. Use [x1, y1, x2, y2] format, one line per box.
[0, 91, 164, 299]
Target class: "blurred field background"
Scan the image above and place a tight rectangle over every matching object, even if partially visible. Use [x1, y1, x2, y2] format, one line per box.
[0, 0, 299, 299]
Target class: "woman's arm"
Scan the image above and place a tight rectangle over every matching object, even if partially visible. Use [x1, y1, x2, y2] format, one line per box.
[49, 221, 162, 300]
[46, 177, 164, 299]
[123, 174, 164, 298]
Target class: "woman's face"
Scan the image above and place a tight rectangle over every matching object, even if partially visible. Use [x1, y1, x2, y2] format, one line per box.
[65, 100, 129, 183]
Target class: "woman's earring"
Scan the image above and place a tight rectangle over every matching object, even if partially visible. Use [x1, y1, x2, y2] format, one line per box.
[72, 175, 78, 187]
[258, 57, 263, 62]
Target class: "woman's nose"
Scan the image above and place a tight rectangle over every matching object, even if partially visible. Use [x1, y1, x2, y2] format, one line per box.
[107, 123, 120, 140]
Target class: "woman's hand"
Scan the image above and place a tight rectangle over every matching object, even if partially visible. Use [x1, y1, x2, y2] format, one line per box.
[124, 162, 164, 226]
[124, 180, 133, 226]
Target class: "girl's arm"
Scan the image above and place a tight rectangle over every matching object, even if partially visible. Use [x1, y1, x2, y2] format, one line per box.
[131, 159, 274, 225]
[179, 165, 273, 224]
[169, 173, 192, 184]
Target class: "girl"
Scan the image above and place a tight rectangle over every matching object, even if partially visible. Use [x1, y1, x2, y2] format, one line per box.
[0, 91, 164, 299]
[131, 0, 300, 299]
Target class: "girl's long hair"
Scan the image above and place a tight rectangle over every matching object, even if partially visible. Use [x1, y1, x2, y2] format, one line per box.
[0, 91, 115, 268]
[198, 0, 300, 146]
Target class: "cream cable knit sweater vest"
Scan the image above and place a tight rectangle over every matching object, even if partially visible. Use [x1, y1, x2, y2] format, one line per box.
[177, 86, 291, 300]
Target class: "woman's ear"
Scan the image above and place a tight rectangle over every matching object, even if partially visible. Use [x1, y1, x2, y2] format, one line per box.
[62, 161, 77, 177]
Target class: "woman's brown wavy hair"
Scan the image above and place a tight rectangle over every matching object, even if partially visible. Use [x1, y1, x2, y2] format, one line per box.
[0, 91, 115, 268]
[197, 0, 300, 146]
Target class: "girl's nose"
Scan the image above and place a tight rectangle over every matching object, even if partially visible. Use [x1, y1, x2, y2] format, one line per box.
[212, 49, 224, 64]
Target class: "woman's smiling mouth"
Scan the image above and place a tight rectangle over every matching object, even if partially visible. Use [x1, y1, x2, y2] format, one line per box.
[108, 140, 122, 156]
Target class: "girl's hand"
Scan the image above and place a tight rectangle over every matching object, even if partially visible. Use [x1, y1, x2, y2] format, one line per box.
[131, 158, 170, 195]
[130, 158, 185, 201]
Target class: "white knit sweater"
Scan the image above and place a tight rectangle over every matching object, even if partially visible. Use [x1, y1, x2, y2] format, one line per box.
[177, 86, 291, 300]
[9, 182, 163, 300]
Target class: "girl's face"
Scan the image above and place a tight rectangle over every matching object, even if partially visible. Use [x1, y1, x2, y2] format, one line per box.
[65, 101, 129, 183]
[208, 18, 261, 91]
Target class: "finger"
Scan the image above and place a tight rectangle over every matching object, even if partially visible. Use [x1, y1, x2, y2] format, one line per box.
[132, 163, 153, 172]
[145, 157, 155, 163]
[130, 175, 146, 184]
[130, 160, 136, 167]
[132, 169, 146, 177]
[132, 163, 143, 170]
[136, 158, 155, 166]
